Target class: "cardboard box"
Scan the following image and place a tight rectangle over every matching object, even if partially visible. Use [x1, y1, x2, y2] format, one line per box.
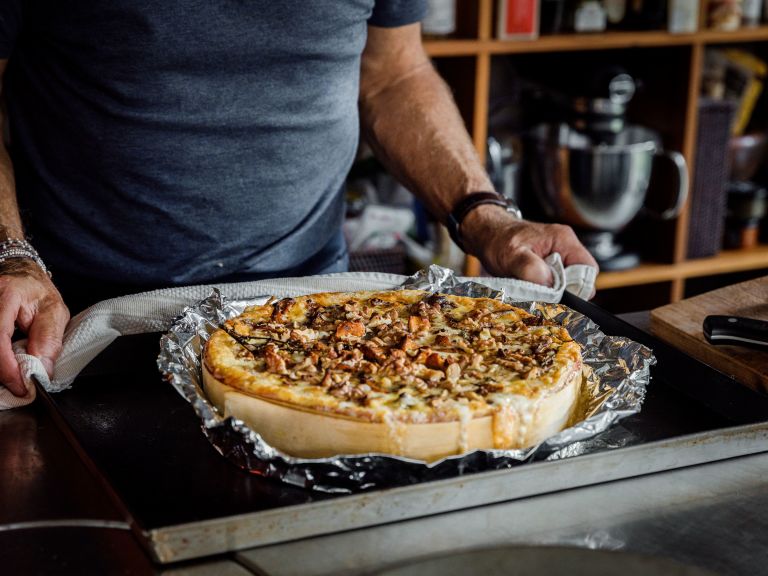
[497, 0, 539, 39]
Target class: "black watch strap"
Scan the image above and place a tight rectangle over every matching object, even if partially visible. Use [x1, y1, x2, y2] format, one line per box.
[446, 192, 507, 251]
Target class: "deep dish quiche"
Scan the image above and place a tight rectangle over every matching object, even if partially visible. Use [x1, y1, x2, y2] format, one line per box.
[202, 289, 583, 462]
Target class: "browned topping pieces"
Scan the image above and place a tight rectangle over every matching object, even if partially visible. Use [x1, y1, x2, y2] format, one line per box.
[425, 293, 455, 310]
[522, 314, 547, 327]
[292, 357, 318, 375]
[525, 367, 541, 379]
[362, 342, 386, 363]
[425, 352, 446, 370]
[498, 358, 524, 372]
[335, 320, 366, 340]
[399, 335, 418, 352]
[534, 337, 553, 354]
[289, 329, 307, 344]
[264, 344, 286, 373]
[320, 370, 333, 388]
[271, 298, 296, 322]
[359, 360, 379, 375]
[225, 292, 573, 409]
[422, 368, 444, 382]
[435, 334, 451, 347]
[232, 321, 251, 336]
[445, 362, 461, 383]
[408, 315, 430, 334]
[461, 390, 483, 402]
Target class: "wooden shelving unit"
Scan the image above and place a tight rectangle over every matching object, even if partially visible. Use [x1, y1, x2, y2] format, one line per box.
[424, 26, 768, 56]
[425, 0, 768, 306]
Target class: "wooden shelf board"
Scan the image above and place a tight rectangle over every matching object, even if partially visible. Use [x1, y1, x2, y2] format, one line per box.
[486, 31, 695, 53]
[424, 27, 768, 57]
[596, 246, 768, 289]
[700, 25, 768, 44]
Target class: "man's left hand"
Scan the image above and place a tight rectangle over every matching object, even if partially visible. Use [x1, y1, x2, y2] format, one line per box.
[461, 204, 599, 292]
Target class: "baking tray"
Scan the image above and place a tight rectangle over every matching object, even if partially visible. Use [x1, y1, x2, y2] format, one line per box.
[39, 294, 768, 564]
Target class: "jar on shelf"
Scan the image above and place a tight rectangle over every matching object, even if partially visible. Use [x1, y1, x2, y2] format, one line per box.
[742, 0, 763, 26]
[422, 0, 457, 37]
[708, 0, 743, 30]
[574, 0, 608, 32]
[668, 0, 699, 33]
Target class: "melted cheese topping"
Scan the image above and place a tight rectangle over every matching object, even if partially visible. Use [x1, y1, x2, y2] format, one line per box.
[204, 290, 582, 429]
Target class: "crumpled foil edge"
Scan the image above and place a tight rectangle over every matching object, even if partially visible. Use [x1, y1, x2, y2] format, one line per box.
[157, 265, 656, 493]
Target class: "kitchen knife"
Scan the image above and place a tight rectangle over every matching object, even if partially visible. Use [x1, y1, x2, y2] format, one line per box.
[703, 315, 768, 349]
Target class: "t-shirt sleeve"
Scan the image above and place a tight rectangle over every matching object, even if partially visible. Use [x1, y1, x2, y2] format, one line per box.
[0, 0, 22, 59]
[369, 0, 428, 28]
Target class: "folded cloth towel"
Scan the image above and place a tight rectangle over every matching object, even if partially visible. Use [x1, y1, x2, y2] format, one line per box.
[1, 255, 596, 409]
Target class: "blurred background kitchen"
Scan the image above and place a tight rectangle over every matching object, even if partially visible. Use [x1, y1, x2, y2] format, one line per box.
[343, 0, 768, 313]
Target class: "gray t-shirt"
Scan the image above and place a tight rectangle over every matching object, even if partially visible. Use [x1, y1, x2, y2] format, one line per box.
[0, 1, 425, 288]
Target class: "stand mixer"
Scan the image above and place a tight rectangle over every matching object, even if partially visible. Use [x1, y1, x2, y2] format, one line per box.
[526, 72, 688, 270]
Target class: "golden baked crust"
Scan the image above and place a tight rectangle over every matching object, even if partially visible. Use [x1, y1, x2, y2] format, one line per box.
[202, 290, 582, 458]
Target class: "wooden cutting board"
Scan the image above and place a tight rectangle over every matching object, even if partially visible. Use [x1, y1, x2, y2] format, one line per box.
[650, 276, 768, 394]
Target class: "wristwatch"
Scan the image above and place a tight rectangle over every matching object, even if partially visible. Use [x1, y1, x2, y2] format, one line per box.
[446, 191, 523, 251]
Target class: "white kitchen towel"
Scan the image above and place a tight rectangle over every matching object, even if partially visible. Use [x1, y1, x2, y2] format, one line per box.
[1, 255, 596, 409]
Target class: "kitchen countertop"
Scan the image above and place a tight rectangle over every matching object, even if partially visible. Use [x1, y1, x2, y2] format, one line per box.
[2, 311, 767, 575]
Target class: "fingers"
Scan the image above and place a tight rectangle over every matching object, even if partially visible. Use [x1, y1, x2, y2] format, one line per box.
[27, 299, 69, 378]
[505, 247, 554, 287]
[0, 291, 25, 396]
[472, 213, 599, 288]
[549, 224, 600, 271]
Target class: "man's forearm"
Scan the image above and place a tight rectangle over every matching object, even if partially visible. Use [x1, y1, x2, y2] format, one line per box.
[0, 145, 24, 241]
[359, 37, 492, 226]
[0, 61, 25, 241]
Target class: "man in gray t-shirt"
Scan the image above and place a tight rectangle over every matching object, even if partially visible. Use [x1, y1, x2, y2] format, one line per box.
[0, 2, 597, 395]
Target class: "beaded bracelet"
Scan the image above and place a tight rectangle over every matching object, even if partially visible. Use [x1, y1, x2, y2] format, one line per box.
[0, 238, 52, 277]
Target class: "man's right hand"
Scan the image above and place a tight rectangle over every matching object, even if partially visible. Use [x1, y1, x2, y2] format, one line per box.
[0, 260, 69, 396]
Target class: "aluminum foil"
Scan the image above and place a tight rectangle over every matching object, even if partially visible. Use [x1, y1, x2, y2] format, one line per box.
[157, 266, 656, 493]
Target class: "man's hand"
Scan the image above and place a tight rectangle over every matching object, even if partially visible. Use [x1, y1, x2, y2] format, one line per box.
[0, 60, 68, 395]
[462, 205, 599, 289]
[0, 260, 69, 396]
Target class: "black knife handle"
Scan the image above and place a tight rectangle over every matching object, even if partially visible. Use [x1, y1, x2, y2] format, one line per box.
[703, 315, 768, 349]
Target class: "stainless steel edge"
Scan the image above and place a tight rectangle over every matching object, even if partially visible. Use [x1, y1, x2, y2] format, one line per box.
[0, 519, 130, 532]
[146, 421, 768, 563]
[238, 452, 768, 576]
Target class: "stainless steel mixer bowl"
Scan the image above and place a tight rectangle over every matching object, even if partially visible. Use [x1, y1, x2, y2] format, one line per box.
[528, 123, 683, 232]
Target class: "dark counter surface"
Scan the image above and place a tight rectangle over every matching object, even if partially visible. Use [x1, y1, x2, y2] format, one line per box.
[0, 398, 154, 574]
[2, 306, 767, 575]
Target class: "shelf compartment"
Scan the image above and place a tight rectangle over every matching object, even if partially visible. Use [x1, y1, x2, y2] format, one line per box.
[597, 246, 768, 289]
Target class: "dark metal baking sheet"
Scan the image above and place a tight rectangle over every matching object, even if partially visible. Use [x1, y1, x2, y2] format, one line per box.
[38, 295, 768, 563]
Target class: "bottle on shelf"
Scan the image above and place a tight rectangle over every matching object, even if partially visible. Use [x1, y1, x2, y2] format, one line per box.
[604, 0, 629, 28]
[539, 0, 571, 34]
[574, 0, 609, 32]
[668, 0, 700, 33]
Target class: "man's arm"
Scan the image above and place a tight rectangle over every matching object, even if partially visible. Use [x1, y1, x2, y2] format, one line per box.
[359, 24, 598, 285]
[0, 59, 69, 396]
